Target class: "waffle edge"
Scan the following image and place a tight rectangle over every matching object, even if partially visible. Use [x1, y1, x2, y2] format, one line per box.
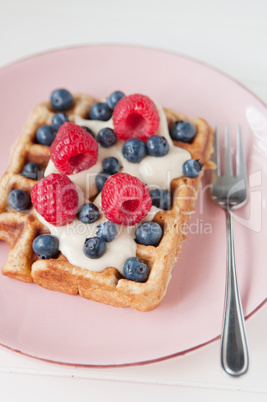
[0, 93, 214, 311]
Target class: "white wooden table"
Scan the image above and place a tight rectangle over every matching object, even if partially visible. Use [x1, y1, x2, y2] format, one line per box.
[0, 0, 266, 400]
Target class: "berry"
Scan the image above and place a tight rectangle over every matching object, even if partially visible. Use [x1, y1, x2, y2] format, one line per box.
[51, 113, 69, 131]
[107, 90, 125, 110]
[122, 138, 147, 163]
[149, 188, 171, 210]
[78, 203, 100, 224]
[50, 89, 74, 111]
[102, 157, 120, 174]
[31, 173, 78, 226]
[32, 234, 59, 259]
[50, 122, 98, 175]
[21, 162, 40, 180]
[101, 172, 152, 226]
[8, 189, 31, 211]
[96, 221, 118, 242]
[147, 135, 170, 157]
[123, 257, 149, 282]
[135, 221, 162, 246]
[36, 125, 56, 146]
[81, 126, 95, 138]
[182, 159, 204, 178]
[95, 172, 111, 192]
[89, 102, 112, 121]
[97, 127, 117, 148]
[170, 121, 197, 143]
[83, 237, 106, 259]
[113, 94, 160, 142]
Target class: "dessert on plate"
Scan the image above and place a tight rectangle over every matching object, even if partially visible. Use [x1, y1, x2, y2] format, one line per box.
[0, 89, 214, 311]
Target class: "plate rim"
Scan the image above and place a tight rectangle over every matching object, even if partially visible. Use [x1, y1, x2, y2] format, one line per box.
[0, 299, 266, 368]
[0, 42, 266, 109]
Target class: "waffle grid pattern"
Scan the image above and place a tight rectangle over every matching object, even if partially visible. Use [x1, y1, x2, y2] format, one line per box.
[0, 94, 213, 311]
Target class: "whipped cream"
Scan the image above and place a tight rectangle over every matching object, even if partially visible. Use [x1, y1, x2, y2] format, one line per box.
[37, 212, 137, 275]
[37, 191, 159, 275]
[42, 102, 191, 273]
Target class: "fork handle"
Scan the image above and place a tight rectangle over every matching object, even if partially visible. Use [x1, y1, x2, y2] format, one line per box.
[221, 209, 249, 376]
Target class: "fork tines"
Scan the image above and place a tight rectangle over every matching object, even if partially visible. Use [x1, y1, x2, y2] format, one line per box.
[213, 125, 247, 180]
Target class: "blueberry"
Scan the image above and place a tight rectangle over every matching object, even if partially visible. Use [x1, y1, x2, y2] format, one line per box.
[32, 234, 59, 259]
[147, 135, 170, 157]
[135, 222, 163, 246]
[97, 128, 117, 148]
[149, 188, 172, 210]
[182, 159, 204, 178]
[123, 257, 149, 282]
[51, 113, 69, 131]
[78, 203, 100, 224]
[96, 221, 118, 242]
[102, 157, 120, 175]
[50, 89, 74, 111]
[8, 189, 31, 211]
[89, 102, 112, 121]
[107, 90, 125, 110]
[83, 236, 106, 259]
[21, 162, 40, 180]
[36, 125, 56, 146]
[95, 172, 111, 192]
[81, 126, 95, 138]
[170, 121, 196, 143]
[122, 138, 147, 163]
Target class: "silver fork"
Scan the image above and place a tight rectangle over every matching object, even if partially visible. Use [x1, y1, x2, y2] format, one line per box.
[210, 125, 249, 376]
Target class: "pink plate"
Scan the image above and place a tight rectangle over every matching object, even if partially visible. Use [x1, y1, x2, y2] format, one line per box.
[0, 45, 266, 366]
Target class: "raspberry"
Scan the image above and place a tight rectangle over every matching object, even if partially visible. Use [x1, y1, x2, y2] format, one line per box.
[101, 173, 152, 226]
[50, 122, 98, 175]
[31, 173, 78, 226]
[113, 94, 160, 142]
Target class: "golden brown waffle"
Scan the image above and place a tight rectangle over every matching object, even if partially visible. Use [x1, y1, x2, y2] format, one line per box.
[0, 93, 214, 311]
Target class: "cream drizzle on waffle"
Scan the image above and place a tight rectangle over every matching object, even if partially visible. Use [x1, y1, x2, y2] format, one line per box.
[41, 103, 190, 274]
[37, 192, 159, 275]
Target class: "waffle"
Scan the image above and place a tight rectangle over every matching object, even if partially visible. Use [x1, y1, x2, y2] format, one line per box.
[0, 93, 214, 311]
